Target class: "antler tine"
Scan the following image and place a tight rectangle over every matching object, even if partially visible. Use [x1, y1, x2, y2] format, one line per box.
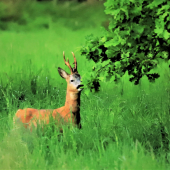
[63, 51, 73, 74]
[71, 52, 77, 72]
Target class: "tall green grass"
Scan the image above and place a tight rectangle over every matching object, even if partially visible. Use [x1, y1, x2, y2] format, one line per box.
[0, 2, 170, 169]
[1, 30, 170, 169]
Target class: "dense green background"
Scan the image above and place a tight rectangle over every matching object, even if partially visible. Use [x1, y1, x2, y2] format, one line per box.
[0, 0, 170, 169]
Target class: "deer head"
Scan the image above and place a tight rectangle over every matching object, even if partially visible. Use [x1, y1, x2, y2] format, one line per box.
[58, 52, 83, 92]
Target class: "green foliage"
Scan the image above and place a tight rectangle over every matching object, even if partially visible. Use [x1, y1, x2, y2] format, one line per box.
[80, 0, 170, 92]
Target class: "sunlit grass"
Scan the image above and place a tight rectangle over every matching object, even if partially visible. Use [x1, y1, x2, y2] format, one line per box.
[1, 61, 170, 169]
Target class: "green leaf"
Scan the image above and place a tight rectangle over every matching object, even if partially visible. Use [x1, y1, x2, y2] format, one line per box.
[100, 37, 107, 43]
[163, 30, 170, 40]
[98, 76, 105, 82]
[105, 37, 120, 47]
[120, 7, 129, 19]
[154, 27, 164, 36]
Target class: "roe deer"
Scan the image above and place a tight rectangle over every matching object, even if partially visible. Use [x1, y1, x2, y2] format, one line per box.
[14, 52, 83, 131]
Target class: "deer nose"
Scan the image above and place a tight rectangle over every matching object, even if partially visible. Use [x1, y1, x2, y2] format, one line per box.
[77, 84, 84, 89]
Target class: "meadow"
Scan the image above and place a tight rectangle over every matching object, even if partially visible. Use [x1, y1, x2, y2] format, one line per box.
[0, 1, 170, 169]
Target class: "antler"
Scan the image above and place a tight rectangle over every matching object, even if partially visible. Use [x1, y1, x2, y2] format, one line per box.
[72, 52, 77, 72]
[63, 51, 78, 74]
[63, 51, 73, 74]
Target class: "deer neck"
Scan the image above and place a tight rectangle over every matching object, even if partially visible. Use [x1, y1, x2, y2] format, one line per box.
[65, 88, 81, 113]
[64, 87, 81, 127]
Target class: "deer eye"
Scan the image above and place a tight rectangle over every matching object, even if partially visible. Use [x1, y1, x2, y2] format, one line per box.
[71, 80, 74, 82]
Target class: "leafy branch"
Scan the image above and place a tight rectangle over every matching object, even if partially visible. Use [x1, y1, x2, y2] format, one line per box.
[80, 0, 170, 93]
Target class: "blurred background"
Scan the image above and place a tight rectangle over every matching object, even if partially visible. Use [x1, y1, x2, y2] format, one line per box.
[0, 0, 107, 31]
[0, 0, 108, 80]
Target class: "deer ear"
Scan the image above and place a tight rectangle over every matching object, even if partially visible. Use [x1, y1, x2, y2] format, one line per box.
[58, 67, 69, 79]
